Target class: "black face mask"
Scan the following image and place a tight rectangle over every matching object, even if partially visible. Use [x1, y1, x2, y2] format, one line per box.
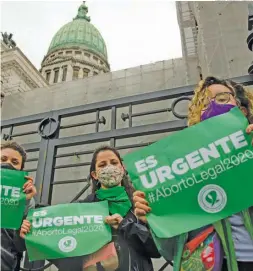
[0, 163, 17, 171]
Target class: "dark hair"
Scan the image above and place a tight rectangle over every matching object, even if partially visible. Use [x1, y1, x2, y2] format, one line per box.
[1, 141, 27, 170]
[229, 80, 253, 122]
[201, 76, 234, 93]
[89, 145, 135, 202]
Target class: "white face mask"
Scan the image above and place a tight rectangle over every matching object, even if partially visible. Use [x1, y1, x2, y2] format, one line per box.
[97, 165, 124, 188]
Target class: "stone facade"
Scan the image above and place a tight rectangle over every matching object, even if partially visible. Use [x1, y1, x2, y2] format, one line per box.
[2, 58, 198, 119]
[177, 1, 251, 79]
[1, 41, 48, 96]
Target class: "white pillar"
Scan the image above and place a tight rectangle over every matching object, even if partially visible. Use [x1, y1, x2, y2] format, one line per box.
[78, 67, 83, 79]
[58, 67, 63, 83]
[41, 68, 46, 78]
[88, 69, 93, 77]
[66, 65, 73, 82]
[49, 69, 54, 85]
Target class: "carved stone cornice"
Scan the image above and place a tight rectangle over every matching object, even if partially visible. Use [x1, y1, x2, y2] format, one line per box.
[43, 47, 110, 69]
[41, 56, 109, 73]
[42, 47, 110, 70]
[41, 56, 73, 67]
[1, 60, 40, 89]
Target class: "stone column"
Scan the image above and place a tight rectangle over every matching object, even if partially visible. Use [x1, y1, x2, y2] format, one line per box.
[78, 67, 83, 79]
[88, 69, 93, 77]
[49, 69, 54, 85]
[58, 67, 63, 83]
[41, 68, 46, 79]
[66, 64, 73, 82]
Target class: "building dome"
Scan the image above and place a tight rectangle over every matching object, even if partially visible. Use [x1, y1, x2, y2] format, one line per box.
[47, 2, 108, 61]
[41, 2, 110, 85]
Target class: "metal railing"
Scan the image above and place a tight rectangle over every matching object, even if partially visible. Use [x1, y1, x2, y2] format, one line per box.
[1, 74, 252, 271]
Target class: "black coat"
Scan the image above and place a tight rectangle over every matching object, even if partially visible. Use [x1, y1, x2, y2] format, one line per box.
[50, 193, 160, 271]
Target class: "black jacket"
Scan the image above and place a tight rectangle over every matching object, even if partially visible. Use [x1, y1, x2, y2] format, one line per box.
[1, 198, 35, 271]
[50, 193, 160, 271]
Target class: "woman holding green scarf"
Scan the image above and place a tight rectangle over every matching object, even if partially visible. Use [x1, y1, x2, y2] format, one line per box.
[80, 145, 160, 270]
[20, 145, 160, 271]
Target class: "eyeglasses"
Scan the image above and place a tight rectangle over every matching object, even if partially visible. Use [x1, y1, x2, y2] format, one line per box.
[202, 92, 239, 110]
[212, 92, 235, 104]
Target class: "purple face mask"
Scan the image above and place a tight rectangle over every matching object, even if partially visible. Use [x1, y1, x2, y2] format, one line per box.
[201, 101, 235, 121]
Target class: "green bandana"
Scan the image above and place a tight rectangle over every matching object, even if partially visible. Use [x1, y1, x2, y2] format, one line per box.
[96, 186, 132, 217]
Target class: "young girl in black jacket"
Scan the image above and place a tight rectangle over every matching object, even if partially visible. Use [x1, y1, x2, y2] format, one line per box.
[80, 145, 160, 271]
[20, 145, 160, 271]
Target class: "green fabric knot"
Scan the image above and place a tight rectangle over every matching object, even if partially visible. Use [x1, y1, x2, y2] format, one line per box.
[96, 186, 132, 217]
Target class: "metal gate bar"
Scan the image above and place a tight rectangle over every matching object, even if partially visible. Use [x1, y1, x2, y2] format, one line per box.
[1, 74, 252, 271]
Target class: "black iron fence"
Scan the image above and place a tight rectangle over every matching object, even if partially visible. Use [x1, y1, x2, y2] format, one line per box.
[1, 74, 252, 271]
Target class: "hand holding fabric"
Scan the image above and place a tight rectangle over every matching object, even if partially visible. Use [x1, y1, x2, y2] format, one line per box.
[23, 176, 37, 200]
[105, 214, 123, 230]
[133, 191, 151, 223]
[20, 219, 31, 239]
[246, 124, 253, 146]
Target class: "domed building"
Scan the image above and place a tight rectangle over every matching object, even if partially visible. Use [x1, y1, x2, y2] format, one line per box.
[40, 2, 110, 85]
